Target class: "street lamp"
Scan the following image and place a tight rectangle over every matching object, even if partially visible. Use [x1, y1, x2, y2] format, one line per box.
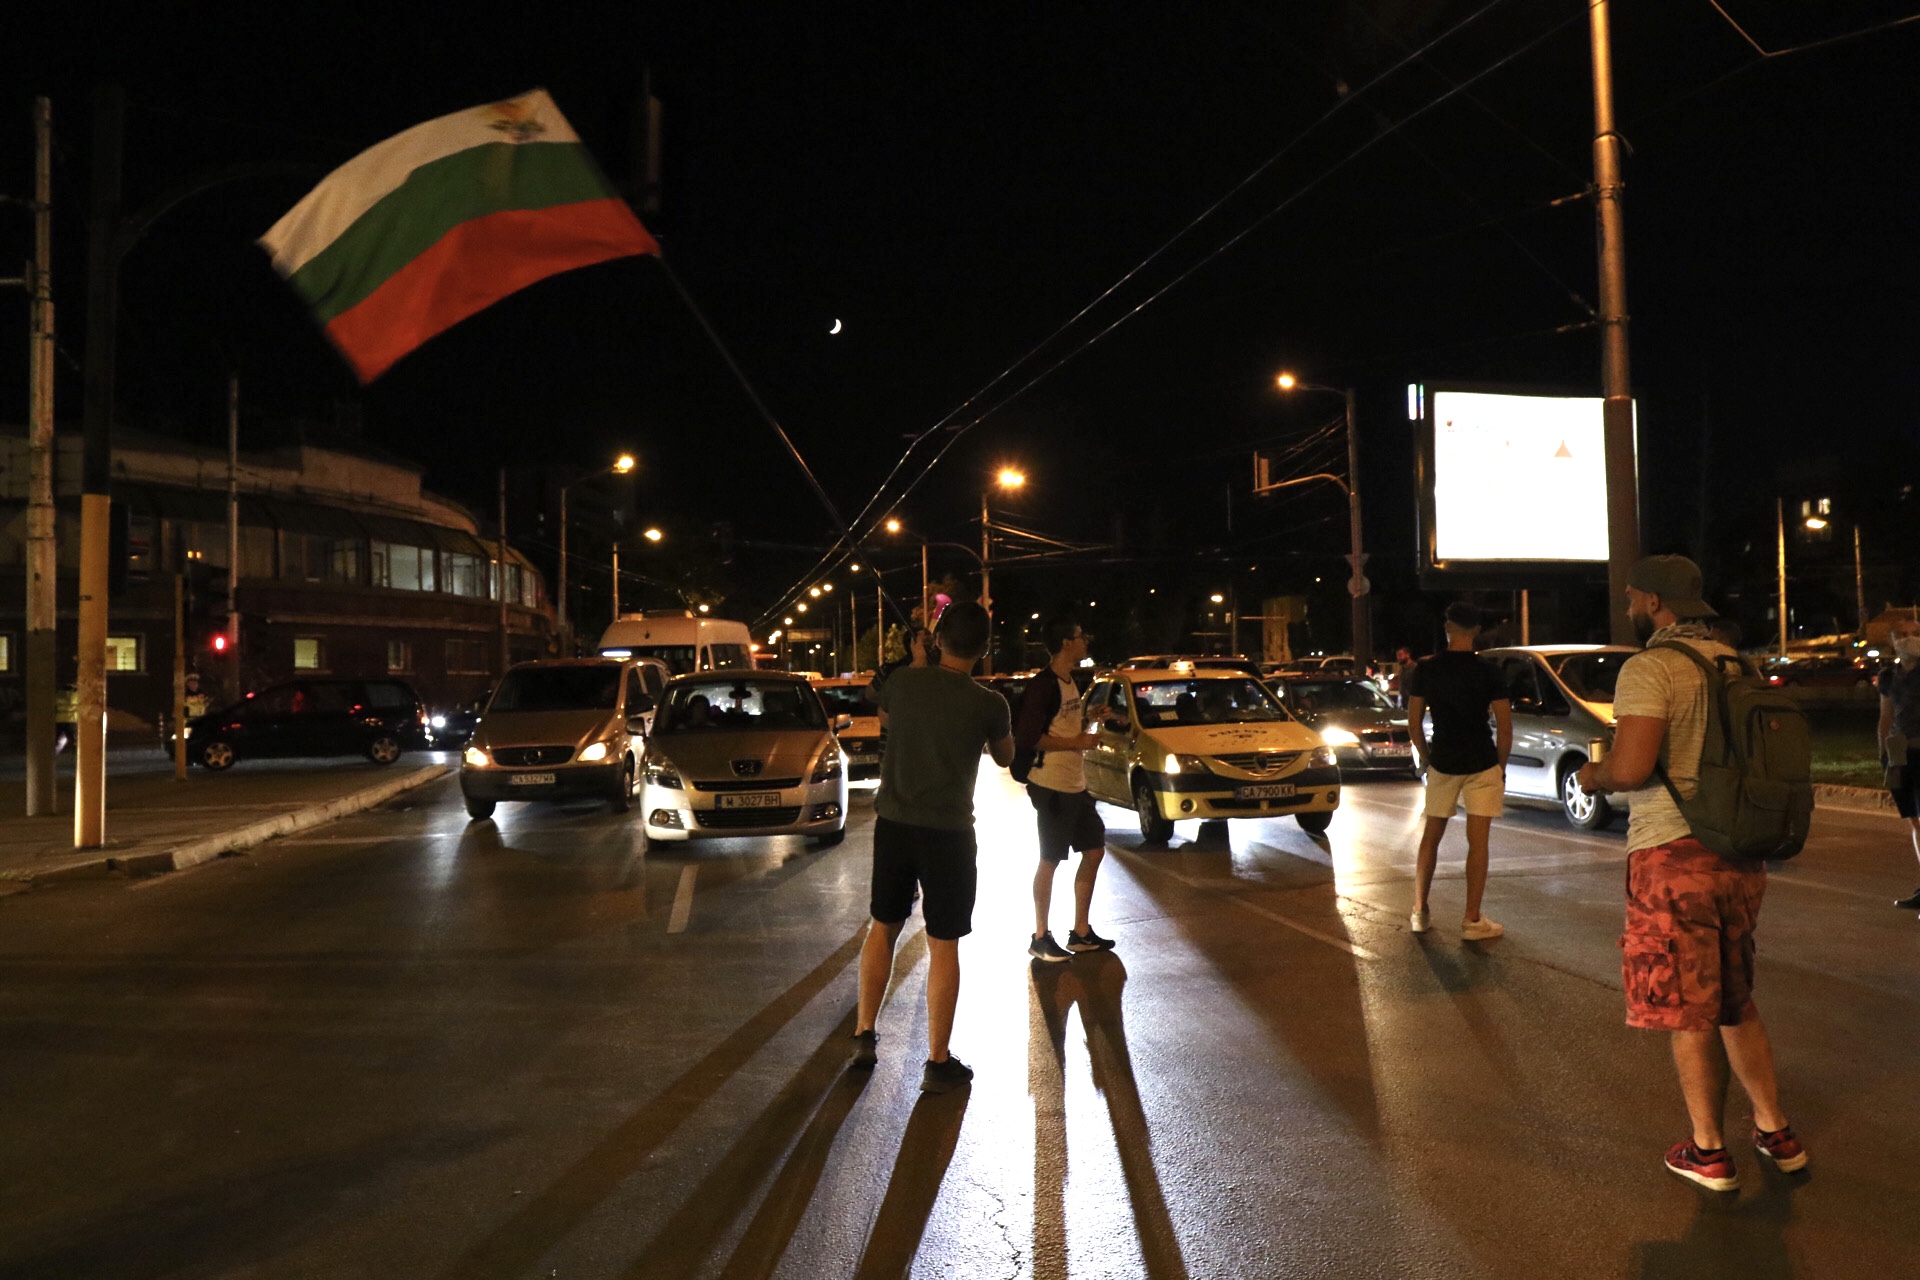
[610, 525, 664, 621]
[982, 467, 1027, 674]
[558, 452, 637, 655]
[1274, 372, 1369, 664]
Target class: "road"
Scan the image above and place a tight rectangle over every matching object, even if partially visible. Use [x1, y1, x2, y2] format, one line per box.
[1, 768, 1915, 1279]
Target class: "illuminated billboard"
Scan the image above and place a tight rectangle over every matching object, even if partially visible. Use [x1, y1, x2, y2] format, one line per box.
[1414, 385, 1634, 570]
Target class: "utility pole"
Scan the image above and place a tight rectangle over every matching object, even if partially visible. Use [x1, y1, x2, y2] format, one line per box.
[172, 573, 186, 781]
[24, 97, 57, 816]
[1590, 0, 1642, 645]
[610, 544, 620, 621]
[920, 542, 929, 627]
[1854, 524, 1867, 639]
[226, 374, 239, 699]
[75, 84, 124, 848]
[497, 468, 510, 675]
[1775, 497, 1788, 663]
[980, 491, 993, 675]
[1341, 386, 1371, 664]
[558, 485, 571, 656]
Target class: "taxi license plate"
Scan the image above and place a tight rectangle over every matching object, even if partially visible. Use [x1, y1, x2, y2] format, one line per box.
[1371, 743, 1412, 756]
[851, 754, 880, 765]
[509, 772, 556, 786]
[1235, 783, 1296, 800]
[718, 792, 782, 809]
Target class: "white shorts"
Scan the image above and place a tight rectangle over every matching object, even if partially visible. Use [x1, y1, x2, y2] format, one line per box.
[1423, 764, 1505, 818]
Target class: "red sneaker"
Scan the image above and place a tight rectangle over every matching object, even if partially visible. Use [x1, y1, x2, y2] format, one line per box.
[1753, 1125, 1809, 1172]
[1664, 1141, 1739, 1191]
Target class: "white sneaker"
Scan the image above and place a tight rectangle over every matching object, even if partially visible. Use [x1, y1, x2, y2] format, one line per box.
[1462, 915, 1504, 941]
[1410, 907, 1431, 934]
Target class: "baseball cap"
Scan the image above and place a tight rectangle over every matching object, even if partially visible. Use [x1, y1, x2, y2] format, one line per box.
[1627, 554, 1716, 618]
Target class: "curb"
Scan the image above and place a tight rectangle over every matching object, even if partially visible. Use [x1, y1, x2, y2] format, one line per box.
[1813, 782, 1896, 814]
[6, 764, 453, 884]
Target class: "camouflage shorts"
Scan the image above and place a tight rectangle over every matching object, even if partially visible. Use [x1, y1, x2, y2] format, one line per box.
[1621, 838, 1767, 1032]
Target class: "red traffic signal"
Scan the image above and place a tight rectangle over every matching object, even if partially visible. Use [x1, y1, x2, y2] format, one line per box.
[210, 633, 229, 653]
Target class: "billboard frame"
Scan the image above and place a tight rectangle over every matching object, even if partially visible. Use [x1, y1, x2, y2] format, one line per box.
[1412, 379, 1630, 588]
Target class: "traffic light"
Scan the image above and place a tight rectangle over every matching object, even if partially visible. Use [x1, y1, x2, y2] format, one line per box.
[209, 632, 229, 655]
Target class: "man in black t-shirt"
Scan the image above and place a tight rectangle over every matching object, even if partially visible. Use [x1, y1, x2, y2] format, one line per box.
[1405, 601, 1512, 940]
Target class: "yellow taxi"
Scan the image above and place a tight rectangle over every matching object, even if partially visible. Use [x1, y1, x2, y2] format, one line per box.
[1082, 665, 1339, 842]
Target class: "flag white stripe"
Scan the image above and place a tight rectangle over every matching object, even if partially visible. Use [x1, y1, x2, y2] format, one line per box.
[259, 88, 581, 277]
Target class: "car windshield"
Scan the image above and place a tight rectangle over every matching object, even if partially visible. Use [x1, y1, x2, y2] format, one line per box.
[656, 680, 826, 732]
[1130, 678, 1289, 727]
[490, 666, 622, 712]
[1285, 680, 1392, 714]
[1552, 652, 1627, 703]
[815, 684, 873, 717]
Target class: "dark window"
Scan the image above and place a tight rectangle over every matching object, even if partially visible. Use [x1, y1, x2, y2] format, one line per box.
[491, 666, 623, 712]
[363, 682, 414, 709]
[1286, 680, 1388, 713]
[1553, 653, 1626, 704]
[705, 643, 753, 670]
[248, 685, 300, 716]
[656, 679, 826, 732]
[1130, 678, 1287, 728]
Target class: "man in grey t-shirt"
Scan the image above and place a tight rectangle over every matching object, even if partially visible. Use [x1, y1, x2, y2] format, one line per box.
[850, 602, 1014, 1094]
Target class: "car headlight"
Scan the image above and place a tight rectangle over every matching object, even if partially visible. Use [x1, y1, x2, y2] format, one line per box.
[1310, 746, 1337, 768]
[644, 757, 683, 789]
[1163, 753, 1207, 775]
[579, 741, 611, 763]
[463, 746, 490, 768]
[813, 752, 844, 783]
[430, 714, 447, 729]
[1320, 727, 1360, 747]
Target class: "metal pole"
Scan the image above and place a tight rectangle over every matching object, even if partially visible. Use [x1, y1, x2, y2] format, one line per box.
[876, 575, 884, 666]
[1342, 387, 1371, 664]
[557, 486, 570, 655]
[1776, 497, 1788, 663]
[497, 468, 509, 675]
[850, 583, 858, 673]
[1591, 0, 1642, 646]
[920, 542, 929, 627]
[24, 96, 57, 816]
[173, 572, 186, 781]
[1521, 589, 1532, 645]
[226, 374, 239, 700]
[1854, 524, 1867, 639]
[75, 84, 124, 849]
[610, 544, 620, 620]
[980, 491, 993, 675]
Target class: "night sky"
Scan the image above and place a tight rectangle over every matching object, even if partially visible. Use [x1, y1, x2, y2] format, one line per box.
[8, 1, 1919, 651]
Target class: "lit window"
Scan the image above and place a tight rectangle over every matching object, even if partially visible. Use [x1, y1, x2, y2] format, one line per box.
[104, 635, 142, 672]
[387, 640, 412, 673]
[293, 637, 325, 671]
[0, 634, 12, 673]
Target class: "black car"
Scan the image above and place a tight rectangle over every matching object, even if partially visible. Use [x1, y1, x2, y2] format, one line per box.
[187, 677, 432, 771]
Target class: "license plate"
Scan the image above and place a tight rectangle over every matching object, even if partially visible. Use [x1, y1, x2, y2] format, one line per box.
[717, 791, 782, 809]
[850, 754, 880, 765]
[1235, 783, 1296, 800]
[509, 772, 556, 786]
[1370, 743, 1412, 756]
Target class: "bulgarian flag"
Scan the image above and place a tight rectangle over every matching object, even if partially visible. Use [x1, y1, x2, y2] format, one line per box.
[260, 89, 658, 382]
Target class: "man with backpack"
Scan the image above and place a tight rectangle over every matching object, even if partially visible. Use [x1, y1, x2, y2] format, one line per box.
[1577, 556, 1810, 1191]
[1015, 618, 1117, 961]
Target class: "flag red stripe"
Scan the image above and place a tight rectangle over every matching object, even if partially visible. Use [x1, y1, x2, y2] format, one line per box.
[323, 197, 659, 382]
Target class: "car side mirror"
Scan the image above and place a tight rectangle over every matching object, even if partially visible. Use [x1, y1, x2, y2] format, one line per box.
[834, 713, 853, 732]
[626, 715, 650, 736]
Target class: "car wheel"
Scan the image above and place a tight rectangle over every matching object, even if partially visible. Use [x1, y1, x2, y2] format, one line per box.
[1133, 778, 1174, 845]
[609, 759, 634, 813]
[367, 735, 403, 766]
[1561, 762, 1614, 830]
[198, 739, 236, 771]
[1296, 810, 1334, 835]
[465, 796, 496, 821]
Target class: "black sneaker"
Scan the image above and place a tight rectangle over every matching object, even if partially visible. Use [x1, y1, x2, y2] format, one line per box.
[1067, 928, 1115, 953]
[1028, 932, 1072, 963]
[848, 1029, 878, 1070]
[920, 1054, 974, 1094]
[1894, 887, 1920, 910]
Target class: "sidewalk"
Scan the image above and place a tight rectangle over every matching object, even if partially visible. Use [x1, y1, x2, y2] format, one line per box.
[0, 752, 455, 888]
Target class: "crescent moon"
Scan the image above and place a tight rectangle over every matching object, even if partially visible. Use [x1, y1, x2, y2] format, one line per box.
[829, 318, 843, 335]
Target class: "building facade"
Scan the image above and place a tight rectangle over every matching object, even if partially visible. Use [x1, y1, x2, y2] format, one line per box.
[0, 429, 552, 742]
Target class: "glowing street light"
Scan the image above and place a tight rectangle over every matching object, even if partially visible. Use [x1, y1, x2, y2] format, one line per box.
[809, 587, 822, 598]
[559, 451, 639, 651]
[643, 527, 663, 543]
[697, 603, 710, 614]
[613, 454, 637, 475]
[997, 467, 1026, 489]
[1274, 369, 1369, 662]
[885, 517, 902, 534]
[784, 616, 794, 626]
[822, 582, 834, 593]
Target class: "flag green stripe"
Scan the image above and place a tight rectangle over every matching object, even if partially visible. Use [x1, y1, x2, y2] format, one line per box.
[287, 141, 619, 324]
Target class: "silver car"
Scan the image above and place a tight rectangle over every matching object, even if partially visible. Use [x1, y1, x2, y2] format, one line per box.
[640, 672, 851, 847]
[1479, 644, 1637, 829]
[460, 658, 661, 820]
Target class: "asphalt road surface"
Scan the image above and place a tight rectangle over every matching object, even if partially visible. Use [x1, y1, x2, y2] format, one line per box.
[2, 769, 1915, 1279]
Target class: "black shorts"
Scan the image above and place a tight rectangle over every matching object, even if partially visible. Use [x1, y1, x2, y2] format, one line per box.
[1891, 749, 1920, 818]
[1028, 784, 1105, 863]
[870, 815, 977, 940]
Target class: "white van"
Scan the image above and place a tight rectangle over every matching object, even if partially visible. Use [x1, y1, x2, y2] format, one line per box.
[597, 611, 755, 676]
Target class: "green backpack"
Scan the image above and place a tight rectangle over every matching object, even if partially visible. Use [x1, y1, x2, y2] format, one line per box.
[1651, 641, 1813, 861]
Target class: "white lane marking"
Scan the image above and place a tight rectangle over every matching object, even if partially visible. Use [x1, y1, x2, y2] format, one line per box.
[667, 865, 698, 934]
[1340, 791, 1624, 848]
[1116, 851, 1378, 959]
